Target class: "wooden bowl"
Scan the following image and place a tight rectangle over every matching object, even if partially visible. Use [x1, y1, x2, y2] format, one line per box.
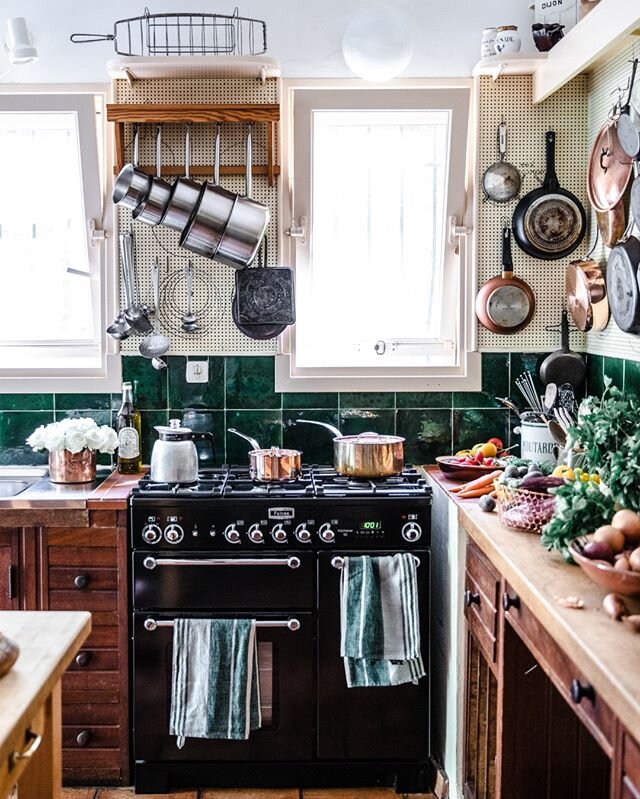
[569, 537, 640, 597]
[435, 456, 504, 482]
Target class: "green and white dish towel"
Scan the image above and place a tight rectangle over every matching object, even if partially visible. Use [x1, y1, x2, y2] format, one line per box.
[340, 553, 426, 688]
[170, 618, 262, 747]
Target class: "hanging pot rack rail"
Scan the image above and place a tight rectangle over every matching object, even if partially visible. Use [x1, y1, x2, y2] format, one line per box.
[107, 102, 279, 184]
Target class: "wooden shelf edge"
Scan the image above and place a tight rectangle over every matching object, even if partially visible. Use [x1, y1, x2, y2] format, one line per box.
[472, 53, 547, 80]
[112, 164, 280, 177]
[533, 0, 640, 103]
[106, 55, 281, 82]
[106, 103, 280, 123]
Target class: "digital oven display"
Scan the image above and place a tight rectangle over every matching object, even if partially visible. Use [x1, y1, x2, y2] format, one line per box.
[359, 520, 382, 530]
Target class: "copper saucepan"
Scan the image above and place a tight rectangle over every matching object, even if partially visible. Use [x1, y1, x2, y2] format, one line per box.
[587, 115, 633, 212]
[566, 257, 610, 332]
[228, 428, 301, 482]
[295, 420, 404, 478]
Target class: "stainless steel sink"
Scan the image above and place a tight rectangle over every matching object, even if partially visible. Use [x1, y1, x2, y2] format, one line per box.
[0, 480, 30, 498]
[0, 467, 48, 498]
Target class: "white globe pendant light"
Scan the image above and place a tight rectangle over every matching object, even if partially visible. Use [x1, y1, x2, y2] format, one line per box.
[342, 4, 412, 81]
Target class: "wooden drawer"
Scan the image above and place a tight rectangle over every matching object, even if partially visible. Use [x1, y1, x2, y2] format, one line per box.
[61, 747, 122, 769]
[0, 703, 46, 798]
[63, 724, 120, 750]
[464, 570, 497, 665]
[623, 732, 640, 798]
[83, 625, 119, 649]
[62, 703, 120, 725]
[466, 540, 500, 609]
[63, 670, 120, 694]
[68, 647, 119, 671]
[48, 545, 117, 567]
[503, 581, 615, 757]
[49, 566, 117, 591]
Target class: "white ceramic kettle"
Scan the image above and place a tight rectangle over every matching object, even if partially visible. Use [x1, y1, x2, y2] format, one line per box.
[150, 419, 214, 484]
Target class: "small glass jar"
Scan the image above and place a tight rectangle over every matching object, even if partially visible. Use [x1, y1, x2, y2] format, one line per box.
[495, 25, 522, 55]
[480, 27, 497, 58]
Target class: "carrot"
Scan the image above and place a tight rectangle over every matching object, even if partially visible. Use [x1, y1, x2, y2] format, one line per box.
[458, 486, 494, 499]
[450, 470, 502, 495]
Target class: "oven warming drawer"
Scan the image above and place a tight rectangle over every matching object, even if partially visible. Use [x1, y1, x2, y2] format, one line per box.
[132, 551, 315, 610]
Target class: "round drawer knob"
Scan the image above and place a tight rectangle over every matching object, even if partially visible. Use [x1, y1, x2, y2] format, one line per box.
[76, 730, 92, 747]
[75, 651, 91, 668]
[464, 589, 480, 607]
[570, 679, 595, 705]
[502, 592, 520, 612]
[74, 574, 89, 589]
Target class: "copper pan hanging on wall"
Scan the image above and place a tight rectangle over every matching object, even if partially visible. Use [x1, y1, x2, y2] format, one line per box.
[587, 114, 633, 212]
[566, 258, 610, 332]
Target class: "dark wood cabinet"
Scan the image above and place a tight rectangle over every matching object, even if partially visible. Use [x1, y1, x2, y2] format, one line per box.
[0, 530, 19, 610]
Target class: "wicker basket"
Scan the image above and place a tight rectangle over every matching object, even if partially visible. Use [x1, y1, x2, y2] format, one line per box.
[494, 482, 557, 534]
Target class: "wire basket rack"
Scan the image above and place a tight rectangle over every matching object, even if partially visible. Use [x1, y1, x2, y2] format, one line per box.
[71, 7, 267, 57]
[494, 483, 557, 535]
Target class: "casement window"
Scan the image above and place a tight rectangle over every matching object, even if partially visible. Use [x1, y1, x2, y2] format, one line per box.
[277, 81, 480, 392]
[0, 90, 120, 391]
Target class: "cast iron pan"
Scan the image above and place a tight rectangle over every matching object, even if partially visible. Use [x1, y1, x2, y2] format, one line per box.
[606, 230, 640, 334]
[539, 310, 586, 387]
[475, 227, 535, 334]
[512, 131, 587, 260]
[234, 237, 295, 326]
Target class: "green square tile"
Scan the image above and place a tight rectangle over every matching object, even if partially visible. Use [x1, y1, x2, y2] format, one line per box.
[282, 392, 338, 409]
[604, 356, 624, 391]
[225, 357, 280, 409]
[454, 353, 509, 409]
[587, 354, 605, 397]
[226, 410, 284, 464]
[396, 409, 452, 466]
[0, 394, 53, 411]
[509, 353, 550, 409]
[624, 359, 640, 397]
[140, 411, 168, 466]
[338, 392, 394, 409]
[168, 356, 225, 409]
[170, 409, 224, 468]
[0, 411, 54, 465]
[396, 391, 452, 409]
[55, 393, 112, 411]
[122, 356, 168, 410]
[452, 409, 510, 453]
[339, 409, 395, 435]
[282, 410, 340, 464]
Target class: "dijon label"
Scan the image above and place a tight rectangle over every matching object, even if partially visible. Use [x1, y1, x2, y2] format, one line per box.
[118, 428, 140, 459]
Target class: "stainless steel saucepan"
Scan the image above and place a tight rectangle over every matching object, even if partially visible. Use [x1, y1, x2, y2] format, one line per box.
[133, 124, 172, 226]
[160, 124, 205, 232]
[112, 124, 152, 211]
[296, 420, 405, 478]
[228, 428, 302, 482]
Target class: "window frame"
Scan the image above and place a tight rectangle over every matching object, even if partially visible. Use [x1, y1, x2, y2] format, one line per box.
[0, 83, 121, 393]
[277, 78, 480, 393]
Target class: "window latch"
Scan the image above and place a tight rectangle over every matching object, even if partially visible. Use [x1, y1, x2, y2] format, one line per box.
[285, 217, 307, 244]
[88, 219, 107, 247]
[448, 216, 471, 255]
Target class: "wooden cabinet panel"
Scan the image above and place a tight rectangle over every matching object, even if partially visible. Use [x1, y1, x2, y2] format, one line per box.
[49, 566, 118, 591]
[464, 540, 500, 667]
[621, 732, 640, 799]
[62, 703, 120, 725]
[48, 545, 117, 567]
[0, 530, 19, 610]
[48, 589, 118, 612]
[62, 725, 120, 749]
[68, 648, 119, 671]
[463, 632, 497, 799]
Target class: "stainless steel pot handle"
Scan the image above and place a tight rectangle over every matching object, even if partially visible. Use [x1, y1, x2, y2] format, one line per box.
[143, 555, 301, 570]
[294, 419, 343, 438]
[144, 617, 301, 631]
[184, 123, 191, 180]
[214, 122, 221, 185]
[155, 124, 162, 179]
[133, 123, 139, 167]
[227, 427, 261, 452]
[246, 122, 252, 199]
[331, 555, 420, 570]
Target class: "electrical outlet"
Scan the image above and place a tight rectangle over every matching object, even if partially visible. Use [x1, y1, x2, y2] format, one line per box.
[186, 360, 208, 383]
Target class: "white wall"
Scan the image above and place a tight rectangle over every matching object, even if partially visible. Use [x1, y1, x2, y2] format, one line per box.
[1, 0, 533, 83]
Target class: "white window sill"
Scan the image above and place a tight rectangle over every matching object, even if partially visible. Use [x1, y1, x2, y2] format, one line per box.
[0, 354, 122, 393]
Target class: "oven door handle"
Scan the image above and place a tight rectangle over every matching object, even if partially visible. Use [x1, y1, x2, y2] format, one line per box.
[143, 617, 301, 632]
[143, 555, 301, 570]
[331, 554, 421, 570]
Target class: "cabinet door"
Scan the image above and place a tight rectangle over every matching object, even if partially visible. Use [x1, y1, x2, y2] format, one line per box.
[621, 732, 640, 799]
[0, 530, 19, 610]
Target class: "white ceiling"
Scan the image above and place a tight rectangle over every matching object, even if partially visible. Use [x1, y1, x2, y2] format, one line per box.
[0, 1, 534, 83]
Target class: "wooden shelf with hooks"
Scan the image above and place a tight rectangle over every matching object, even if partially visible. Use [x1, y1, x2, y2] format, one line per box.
[107, 103, 280, 185]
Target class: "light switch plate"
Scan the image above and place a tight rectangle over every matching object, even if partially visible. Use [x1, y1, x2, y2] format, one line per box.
[186, 360, 208, 383]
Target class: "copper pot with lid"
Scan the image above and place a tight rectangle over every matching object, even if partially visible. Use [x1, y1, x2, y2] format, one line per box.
[227, 428, 302, 482]
[296, 420, 405, 478]
[566, 258, 610, 332]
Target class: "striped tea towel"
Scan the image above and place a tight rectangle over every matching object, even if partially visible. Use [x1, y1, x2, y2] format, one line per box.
[170, 618, 262, 747]
[340, 553, 426, 688]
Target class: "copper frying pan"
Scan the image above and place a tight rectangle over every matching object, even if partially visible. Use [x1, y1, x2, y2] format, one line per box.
[476, 228, 535, 334]
[596, 199, 625, 247]
[566, 258, 610, 332]
[587, 115, 633, 212]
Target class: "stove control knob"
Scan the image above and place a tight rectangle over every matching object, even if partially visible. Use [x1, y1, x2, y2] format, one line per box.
[318, 523, 335, 543]
[164, 524, 184, 545]
[224, 525, 241, 544]
[294, 524, 312, 544]
[248, 524, 264, 544]
[142, 524, 162, 545]
[402, 522, 422, 542]
[271, 524, 288, 543]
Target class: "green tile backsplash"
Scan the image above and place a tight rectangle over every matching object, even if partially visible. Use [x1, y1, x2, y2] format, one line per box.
[3, 351, 628, 467]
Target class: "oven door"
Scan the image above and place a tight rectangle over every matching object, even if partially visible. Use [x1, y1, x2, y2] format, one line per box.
[317, 550, 430, 761]
[133, 551, 314, 610]
[133, 611, 314, 762]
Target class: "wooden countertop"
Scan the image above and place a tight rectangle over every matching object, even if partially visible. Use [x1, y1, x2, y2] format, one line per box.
[0, 611, 91, 764]
[427, 466, 640, 740]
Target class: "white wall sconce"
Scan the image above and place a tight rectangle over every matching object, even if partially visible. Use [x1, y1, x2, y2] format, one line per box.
[342, 4, 412, 81]
[5, 17, 38, 65]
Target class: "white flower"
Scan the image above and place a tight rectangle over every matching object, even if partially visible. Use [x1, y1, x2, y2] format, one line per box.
[97, 426, 119, 454]
[26, 416, 117, 454]
[65, 429, 87, 454]
[84, 426, 106, 451]
[26, 425, 47, 451]
[44, 424, 66, 452]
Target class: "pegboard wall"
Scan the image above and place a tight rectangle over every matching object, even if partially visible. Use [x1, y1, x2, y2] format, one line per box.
[114, 77, 280, 355]
[585, 40, 640, 363]
[477, 74, 589, 352]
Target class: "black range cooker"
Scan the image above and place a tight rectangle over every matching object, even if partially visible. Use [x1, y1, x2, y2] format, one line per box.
[130, 465, 432, 795]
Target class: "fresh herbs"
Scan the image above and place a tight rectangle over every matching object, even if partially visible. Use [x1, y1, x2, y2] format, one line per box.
[541, 478, 615, 553]
[504, 455, 554, 475]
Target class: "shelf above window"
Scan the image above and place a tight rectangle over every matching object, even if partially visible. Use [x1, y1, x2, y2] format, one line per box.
[472, 53, 547, 82]
[106, 55, 281, 83]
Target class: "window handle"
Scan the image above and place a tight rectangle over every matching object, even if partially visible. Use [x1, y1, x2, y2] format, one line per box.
[285, 216, 307, 244]
[88, 218, 107, 247]
[448, 215, 471, 255]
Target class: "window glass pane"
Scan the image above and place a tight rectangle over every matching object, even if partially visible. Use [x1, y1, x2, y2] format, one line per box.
[299, 109, 450, 367]
[0, 111, 95, 344]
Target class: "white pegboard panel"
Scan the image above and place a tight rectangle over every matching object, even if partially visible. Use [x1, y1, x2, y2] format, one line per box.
[477, 74, 589, 352]
[584, 40, 640, 364]
[115, 76, 279, 355]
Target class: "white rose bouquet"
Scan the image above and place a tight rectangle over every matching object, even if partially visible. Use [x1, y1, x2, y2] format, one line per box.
[26, 418, 118, 455]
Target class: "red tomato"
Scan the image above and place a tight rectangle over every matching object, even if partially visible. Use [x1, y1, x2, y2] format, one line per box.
[488, 437, 503, 450]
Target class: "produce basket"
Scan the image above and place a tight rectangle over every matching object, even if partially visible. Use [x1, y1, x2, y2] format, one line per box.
[494, 482, 557, 534]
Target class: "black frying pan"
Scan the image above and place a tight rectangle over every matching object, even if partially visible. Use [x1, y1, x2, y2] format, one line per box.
[512, 131, 587, 260]
[539, 310, 586, 387]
